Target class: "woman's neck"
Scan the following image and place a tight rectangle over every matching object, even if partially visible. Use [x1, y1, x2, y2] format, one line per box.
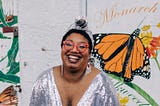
[60, 65, 90, 83]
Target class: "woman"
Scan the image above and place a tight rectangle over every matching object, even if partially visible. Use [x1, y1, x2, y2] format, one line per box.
[29, 17, 119, 106]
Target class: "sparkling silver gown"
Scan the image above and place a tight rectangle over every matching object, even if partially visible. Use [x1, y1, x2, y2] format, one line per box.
[29, 68, 120, 106]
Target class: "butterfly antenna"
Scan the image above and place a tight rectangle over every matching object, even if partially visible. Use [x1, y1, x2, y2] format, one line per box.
[137, 15, 147, 28]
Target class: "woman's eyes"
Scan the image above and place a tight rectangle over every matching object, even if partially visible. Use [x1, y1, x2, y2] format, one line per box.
[79, 45, 86, 49]
[66, 43, 73, 46]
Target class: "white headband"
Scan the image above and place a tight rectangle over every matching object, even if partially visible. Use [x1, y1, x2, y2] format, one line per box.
[68, 16, 93, 47]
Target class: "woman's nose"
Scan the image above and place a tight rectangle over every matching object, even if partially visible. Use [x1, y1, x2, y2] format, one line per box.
[71, 45, 79, 52]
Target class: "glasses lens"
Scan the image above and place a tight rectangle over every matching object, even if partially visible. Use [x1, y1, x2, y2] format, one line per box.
[63, 41, 74, 50]
[77, 43, 88, 52]
[63, 41, 88, 52]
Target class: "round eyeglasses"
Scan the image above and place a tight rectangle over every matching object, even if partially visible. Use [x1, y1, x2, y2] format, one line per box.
[63, 40, 89, 52]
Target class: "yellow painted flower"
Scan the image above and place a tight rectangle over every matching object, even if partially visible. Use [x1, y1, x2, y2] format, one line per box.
[117, 93, 129, 106]
[156, 22, 160, 28]
[142, 25, 151, 31]
[139, 31, 152, 48]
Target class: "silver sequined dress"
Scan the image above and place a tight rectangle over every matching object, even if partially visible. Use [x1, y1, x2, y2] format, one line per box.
[29, 68, 120, 106]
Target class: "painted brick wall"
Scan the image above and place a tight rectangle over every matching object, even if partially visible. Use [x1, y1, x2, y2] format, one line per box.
[19, 0, 83, 105]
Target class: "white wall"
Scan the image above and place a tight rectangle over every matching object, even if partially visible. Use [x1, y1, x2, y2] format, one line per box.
[18, 0, 160, 105]
[19, 0, 84, 105]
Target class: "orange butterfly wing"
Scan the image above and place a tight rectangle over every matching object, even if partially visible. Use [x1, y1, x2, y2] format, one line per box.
[124, 37, 149, 79]
[93, 31, 150, 82]
[94, 34, 129, 73]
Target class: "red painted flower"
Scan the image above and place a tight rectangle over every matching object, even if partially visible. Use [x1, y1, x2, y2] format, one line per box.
[145, 36, 160, 58]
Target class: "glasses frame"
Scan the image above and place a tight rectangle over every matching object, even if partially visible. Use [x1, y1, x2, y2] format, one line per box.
[63, 40, 89, 53]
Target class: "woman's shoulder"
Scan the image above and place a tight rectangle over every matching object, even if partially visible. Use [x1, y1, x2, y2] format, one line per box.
[92, 67, 113, 84]
[35, 67, 54, 82]
[90, 66, 112, 84]
[91, 66, 108, 78]
[36, 65, 60, 81]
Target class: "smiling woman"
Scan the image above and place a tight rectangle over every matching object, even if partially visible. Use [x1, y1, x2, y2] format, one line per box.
[29, 17, 120, 106]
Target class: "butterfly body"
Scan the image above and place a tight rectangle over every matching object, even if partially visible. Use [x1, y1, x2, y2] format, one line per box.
[93, 28, 150, 82]
[122, 28, 140, 79]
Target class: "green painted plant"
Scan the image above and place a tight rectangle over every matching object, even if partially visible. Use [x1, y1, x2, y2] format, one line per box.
[0, 0, 19, 84]
[108, 73, 158, 106]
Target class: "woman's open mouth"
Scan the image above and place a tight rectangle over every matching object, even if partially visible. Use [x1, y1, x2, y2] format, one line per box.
[67, 55, 81, 63]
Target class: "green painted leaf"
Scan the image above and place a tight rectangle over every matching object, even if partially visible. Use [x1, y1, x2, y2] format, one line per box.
[0, 55, 7, 62]
[7, 62, 19, 74]
[0, 8, 8, 26]
[7, 36, 19, 67]
[0, 71, 20, 84]
[0, 16, 18, 27]
[0, 31, 11, 39]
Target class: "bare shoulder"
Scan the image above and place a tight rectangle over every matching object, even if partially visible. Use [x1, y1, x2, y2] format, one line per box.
[91, 65, 100, 74]
[53, 65, 60, 70]
[52, 65, 61, 77]
[87, 65, 100, 79]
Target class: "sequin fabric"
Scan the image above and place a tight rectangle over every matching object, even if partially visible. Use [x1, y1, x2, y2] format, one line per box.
[29, 68, 120, 106]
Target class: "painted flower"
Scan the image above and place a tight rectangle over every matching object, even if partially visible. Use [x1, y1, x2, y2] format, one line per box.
[139, 24, 160, 70]
[156, 22, 160, 28]
[140, 33, 160, 59]
[117, 93, 129, 106]
[142, 25, 151, 31]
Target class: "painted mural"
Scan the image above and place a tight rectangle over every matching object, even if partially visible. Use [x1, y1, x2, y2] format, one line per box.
[88, 0, 160, 106]
[0, 0, 20, 105]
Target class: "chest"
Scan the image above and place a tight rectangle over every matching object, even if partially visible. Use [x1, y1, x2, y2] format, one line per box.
[53, 66, 100, 106]
[57, 80, 90, 106]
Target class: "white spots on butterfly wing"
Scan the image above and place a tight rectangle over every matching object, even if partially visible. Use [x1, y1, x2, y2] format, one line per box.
[96, 39, 100, 44]
[95, 34, 103, 43]
[133, 36, 136, 39]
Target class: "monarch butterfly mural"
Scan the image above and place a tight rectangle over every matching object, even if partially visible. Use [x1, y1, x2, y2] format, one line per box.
[92, 28, 151, 82]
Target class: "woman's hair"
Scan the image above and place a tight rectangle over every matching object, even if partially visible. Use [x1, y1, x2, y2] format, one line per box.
[61, 17, 93, 53]
[61, 29, 93, 53]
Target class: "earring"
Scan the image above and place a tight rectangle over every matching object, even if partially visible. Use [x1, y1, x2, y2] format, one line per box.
[88, 57, 95, 66]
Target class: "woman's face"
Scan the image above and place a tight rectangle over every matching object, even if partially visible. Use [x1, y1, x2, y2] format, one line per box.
[61, 33, 90, 71]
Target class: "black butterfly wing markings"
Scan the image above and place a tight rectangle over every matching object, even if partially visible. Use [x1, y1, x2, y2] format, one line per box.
[92, 29, 150, 82]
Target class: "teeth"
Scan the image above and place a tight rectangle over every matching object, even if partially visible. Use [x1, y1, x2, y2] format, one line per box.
[69, 55, 79, 59]
[68, 55, 80, 63]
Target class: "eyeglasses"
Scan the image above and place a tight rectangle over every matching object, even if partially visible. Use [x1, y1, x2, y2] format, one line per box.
[63, 40, 89, 52]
